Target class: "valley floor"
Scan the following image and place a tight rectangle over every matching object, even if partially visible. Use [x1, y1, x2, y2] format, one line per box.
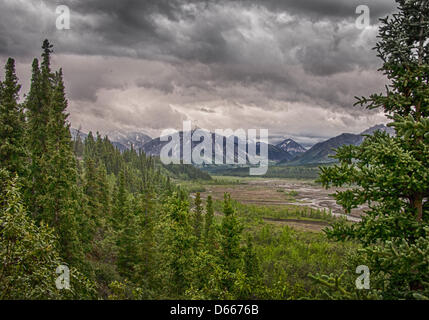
[183, 176, 362, 225]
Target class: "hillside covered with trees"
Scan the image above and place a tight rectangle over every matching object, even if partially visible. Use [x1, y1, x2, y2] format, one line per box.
[0, 0, 428, 301]
[1, 41, 322, 299]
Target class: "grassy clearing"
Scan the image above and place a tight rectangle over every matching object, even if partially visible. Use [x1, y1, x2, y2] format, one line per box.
[174, 176, 249, 193]
[210, 175, 318, 185]
[204, 165, 322, 180]
[213, 199, 340, 225]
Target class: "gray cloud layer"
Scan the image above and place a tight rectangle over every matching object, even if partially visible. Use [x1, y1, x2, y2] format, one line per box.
[0, 0, 398, 144]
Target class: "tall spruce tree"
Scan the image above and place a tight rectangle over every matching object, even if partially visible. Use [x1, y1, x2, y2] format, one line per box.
[25, 41, 54, 217]
[159, 193, 195, 297]
[314, 0, 429, 299]
[116, 197, 139, 279]
[113, 168, 128, 226]
[204, 195, 215, 244]
[0, 58, 26, 176]
[42, 68, 84, 264]
[73, 129, 84, 157]
[83, 157, 101, 240]
[96, 163, 111, 218]
[220, 193, 243, 274]
[193, 192, 203, 241]
[24, 40, 84, 265]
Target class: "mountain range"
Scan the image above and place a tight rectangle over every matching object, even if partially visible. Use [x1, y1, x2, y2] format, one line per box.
[70, 128, 152, 152]
[70, 124, 394, 166]
[285, 124, 395, 165]
[142, 130, 293, 163]
[106, 131, 152, 150]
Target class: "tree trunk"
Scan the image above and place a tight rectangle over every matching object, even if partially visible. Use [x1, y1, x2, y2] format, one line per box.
[413, 194, 423, 221]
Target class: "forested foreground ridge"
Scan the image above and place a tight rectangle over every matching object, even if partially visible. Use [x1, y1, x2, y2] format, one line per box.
[0, 39, 267, 299]
[0, 0, 428, 300]
[1, 40, 341, 300]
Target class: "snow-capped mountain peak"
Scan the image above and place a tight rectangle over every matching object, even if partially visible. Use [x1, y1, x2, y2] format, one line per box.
[276, 138, 306, 156]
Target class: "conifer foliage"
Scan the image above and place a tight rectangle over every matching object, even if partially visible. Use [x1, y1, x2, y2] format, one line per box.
[314, 0, 429, 299]
[0, 26, 426, 299]
[0, 58, 26, 177]
[0, 40, 264, 298]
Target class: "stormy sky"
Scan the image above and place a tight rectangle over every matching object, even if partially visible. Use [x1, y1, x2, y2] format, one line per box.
[0, 0, 398, 146]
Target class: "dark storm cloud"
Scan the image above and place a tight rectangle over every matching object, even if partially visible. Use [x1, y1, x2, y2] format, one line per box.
[0, 0, 398, 140]
[0, 0, 397, 59]
[253, 0, 395, 20]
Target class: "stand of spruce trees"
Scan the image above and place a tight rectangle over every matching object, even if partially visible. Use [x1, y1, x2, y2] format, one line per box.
[0, 40, 265, 299]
